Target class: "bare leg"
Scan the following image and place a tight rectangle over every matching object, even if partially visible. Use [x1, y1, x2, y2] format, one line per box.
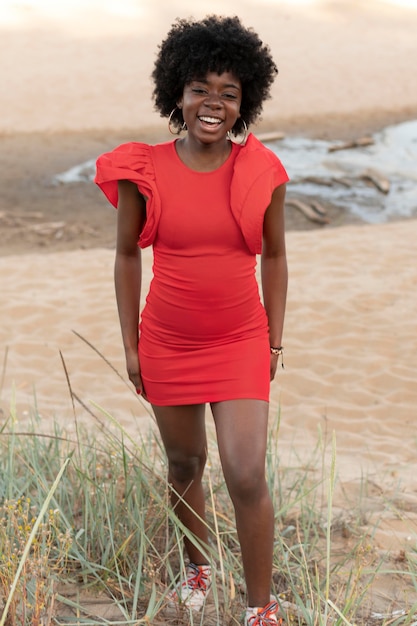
[211, 399, 274, 608]
[152, 403, 209, 565]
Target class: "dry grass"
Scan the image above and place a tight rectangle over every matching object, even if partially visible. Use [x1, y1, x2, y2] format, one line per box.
[1, 345, 417, 625]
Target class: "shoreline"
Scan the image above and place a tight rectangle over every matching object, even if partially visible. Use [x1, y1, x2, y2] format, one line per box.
[2, 104, 417, 141]
[1, 109, 416, 258]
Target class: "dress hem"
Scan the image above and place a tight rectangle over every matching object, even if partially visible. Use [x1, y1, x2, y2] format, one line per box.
[146, 393, 270, 407]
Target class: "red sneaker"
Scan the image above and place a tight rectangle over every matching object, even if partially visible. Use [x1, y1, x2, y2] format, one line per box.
[245, 598, 281, 625]
[168, 563, 212, 611]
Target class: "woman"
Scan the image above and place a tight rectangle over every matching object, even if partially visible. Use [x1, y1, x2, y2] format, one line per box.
[95, 15, 288, 626]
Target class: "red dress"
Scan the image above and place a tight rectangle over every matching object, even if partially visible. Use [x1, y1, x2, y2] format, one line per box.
[95, 134, 288, 406]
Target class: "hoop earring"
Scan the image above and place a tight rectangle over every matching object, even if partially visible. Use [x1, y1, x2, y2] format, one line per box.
[227, 119, 248, 145]
[168, 108, 187, 135]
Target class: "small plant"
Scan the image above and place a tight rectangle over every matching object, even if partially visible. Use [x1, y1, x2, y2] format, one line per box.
[0, 498, 72, 626]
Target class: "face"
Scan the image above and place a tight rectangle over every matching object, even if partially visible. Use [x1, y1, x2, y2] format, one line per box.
[178, 71, 242, 144]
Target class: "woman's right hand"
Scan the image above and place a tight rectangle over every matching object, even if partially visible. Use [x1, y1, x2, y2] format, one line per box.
[125, 348, 148, 401]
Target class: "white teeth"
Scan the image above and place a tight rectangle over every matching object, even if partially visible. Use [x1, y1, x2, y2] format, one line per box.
[199, 116, 222, 124]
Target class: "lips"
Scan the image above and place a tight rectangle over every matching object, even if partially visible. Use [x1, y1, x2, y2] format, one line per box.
[198, 116, 223, 126]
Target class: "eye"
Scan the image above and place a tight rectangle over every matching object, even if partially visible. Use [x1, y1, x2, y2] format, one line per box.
[223, 93, 238, 100]
[191, 87, 206, 95]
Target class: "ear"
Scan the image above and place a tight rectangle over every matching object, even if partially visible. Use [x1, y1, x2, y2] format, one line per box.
[177, 99, 183, 109]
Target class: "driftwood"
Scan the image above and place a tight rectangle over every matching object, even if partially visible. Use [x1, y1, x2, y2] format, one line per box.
[328, 136, 374, 152]
[286, 198, 329, 224]
[296, 170, 389, 194]
[256, 130, 286, 143]
[302, 176, 334, 187]
[0, 211, 45, 225]
[335, 177, 354, 188]
[28, 221, 66, 237]
[1, 209, 99, 241]
[361, 168, 390, 194]
[310, 200, 328, 218]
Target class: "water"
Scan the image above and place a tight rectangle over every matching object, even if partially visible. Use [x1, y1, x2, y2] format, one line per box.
[267, 119, 417, 223]
[54, 120, 417, 224]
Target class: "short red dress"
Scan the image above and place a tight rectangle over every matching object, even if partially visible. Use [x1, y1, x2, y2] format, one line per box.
[95, 134, 288, 406]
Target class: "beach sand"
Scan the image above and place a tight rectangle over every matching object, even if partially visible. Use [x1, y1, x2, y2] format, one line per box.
[1, 0, 417, 603]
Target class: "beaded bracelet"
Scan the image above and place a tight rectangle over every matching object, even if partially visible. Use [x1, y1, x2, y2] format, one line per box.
[270, 346, 284, 368]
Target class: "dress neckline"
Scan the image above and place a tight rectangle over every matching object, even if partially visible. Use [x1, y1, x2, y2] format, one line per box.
[172, 139, 239, 174]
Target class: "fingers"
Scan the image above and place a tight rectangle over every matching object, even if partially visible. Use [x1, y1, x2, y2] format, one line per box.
[136, 384, 149, 402]
[270, 354, 278, 381]
[129, 372, 148, 402]
[126, 350, 148, 400]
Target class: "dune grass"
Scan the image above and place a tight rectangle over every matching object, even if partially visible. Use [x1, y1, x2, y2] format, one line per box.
[1, 380, 417, 624]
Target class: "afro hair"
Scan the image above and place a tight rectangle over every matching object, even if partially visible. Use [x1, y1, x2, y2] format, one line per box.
[152, 15, 278, 135]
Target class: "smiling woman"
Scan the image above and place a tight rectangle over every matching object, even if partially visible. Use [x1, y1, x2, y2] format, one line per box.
[174, 72, 243, 168]
[94, 15, 288, 626]
[152, 15, 278, 138]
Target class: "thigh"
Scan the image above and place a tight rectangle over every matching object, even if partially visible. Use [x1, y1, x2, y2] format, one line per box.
[211, 399, 269, 477]
[152, 403, 207, 459]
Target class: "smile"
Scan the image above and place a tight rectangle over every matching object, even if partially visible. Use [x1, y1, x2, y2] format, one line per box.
[198, 116, 223, 125]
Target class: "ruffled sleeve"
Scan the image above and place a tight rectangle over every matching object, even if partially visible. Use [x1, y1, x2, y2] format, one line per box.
[230, 133, 289, 254]
[94, 142, 160, 248]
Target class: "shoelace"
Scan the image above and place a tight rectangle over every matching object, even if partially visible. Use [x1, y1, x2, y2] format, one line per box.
[186, 564, 211, 591]
[247, 599, 280, 626]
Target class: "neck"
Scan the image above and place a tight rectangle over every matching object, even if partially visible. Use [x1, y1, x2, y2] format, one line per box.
[176, 136, 232, 172]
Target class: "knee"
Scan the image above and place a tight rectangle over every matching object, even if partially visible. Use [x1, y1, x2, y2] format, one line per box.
[227, 465, 267, 505]
[167, 451, 206, 485]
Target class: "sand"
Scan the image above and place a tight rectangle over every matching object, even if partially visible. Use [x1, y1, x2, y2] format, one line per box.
[2, 219, 417, 486]
[2, 0, 417, 136]
[1, 0, 417, 509]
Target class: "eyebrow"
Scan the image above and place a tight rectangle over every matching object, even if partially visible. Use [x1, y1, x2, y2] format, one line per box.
[192, 77, 241, 90]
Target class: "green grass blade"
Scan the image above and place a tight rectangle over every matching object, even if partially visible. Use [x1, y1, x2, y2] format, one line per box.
[0, 456, 71, 626]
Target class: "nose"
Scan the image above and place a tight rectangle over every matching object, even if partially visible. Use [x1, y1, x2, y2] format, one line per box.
[204, 91, 222, 108]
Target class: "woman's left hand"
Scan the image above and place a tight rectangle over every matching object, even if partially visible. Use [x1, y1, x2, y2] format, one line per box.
[270, 353, 279, 381]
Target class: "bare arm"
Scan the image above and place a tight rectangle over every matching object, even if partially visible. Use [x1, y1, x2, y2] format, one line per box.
[115, 179, 147, 395]
[261, 183, 288, 381]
